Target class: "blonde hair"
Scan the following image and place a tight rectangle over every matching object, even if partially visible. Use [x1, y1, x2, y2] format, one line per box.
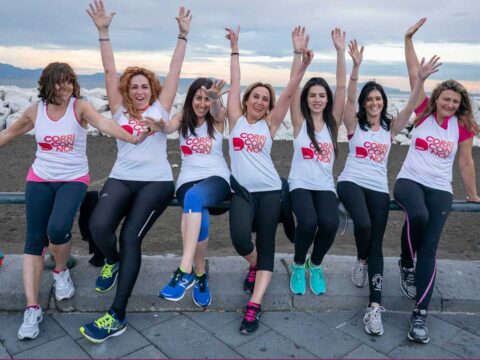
[241, 82, 276, 116]
[414, 79, 479, 134]
[119, 67, 162, 119]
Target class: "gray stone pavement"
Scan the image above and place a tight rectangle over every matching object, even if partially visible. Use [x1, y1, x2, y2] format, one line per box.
[1, 254, 480, 358]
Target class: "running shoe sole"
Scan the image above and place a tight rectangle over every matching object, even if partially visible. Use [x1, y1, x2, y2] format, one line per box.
[364, 324, 384, 336]
[80, 325, 127, 344]
[407, 331, 429, 344]
[159, 281, 195, 302]
[193, 293, 212, 308]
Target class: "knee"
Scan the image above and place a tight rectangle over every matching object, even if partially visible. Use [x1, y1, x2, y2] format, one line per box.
[183, 189, 203, 213]
[231, 230, 253, 256]
[47, 223, 71, 245]
[409, 211, 429, 228]
[318, 215, 339, 234]
[296, 215, 318, 236]
[89, 217, 111, 242]
[355, 218, 371, 235]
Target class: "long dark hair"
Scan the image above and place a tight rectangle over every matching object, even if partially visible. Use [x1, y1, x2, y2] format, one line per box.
[300, 77, 338, 155]
[180, 78, 216, 139]
[38, 62, 80, 105]
[357, 81, 392, 131]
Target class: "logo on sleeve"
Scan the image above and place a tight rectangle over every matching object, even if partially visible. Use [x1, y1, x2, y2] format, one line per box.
[415, 136, 453, 159]
[181, 136, 212, 156]
[355, 141, 388, 162]
[301, 142, 333, 163]
[38, 134, 75, 152]
[232, 133, 266, 153]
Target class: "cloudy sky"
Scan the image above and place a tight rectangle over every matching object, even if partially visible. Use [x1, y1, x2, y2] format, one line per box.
[1, 0, 479, 92]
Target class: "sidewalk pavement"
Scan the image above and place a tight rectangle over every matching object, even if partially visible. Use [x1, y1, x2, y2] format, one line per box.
[1, 254, 480, 359]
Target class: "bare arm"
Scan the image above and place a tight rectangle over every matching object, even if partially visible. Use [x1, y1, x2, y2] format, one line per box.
[86, 0, 122, 114]
[289, 26, 310, 137]
[405, 18, 427, 108]
[267, 49, 314, 138]
[0, 105, 36, 148]
[343, 39, 364, 135]
[140, 113, 182, 135]
[225, 26, 243, 130]
[159, 7, 191, 112]
[331, 28, 347, 125]
[458, 137, 480, 202]
[392, 55, 441, 136]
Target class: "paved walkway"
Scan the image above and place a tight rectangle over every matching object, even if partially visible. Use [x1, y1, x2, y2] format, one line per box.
[1, 254, 480, 358]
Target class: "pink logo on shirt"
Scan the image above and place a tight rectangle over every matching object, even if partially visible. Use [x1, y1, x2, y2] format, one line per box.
[355, 141, 388, 162]
[233, 133, 266, 153]
[38, 134, 75, 152]
[181, 136, 212, 156]
[301, 142, 333, 163]
[415, 136, 454, 159]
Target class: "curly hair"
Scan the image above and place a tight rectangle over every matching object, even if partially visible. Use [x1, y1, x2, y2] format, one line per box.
[414, 79, 479, 134]
[241, 82, 276, 117]
[37, 62, 80, 104]
[300, 77, 338, 156]
[181, 78, 218, 139]
[119, 67, 162, 119]
[357, 81, 392, 132]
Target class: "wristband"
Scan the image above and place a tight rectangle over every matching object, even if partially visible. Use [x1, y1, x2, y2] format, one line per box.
[178, 35, 187, 42]
[293, 50, 303, 54]
[99, 38, 110, 42]
[350, 77, 358, 81]
[231, 52, 239, 56]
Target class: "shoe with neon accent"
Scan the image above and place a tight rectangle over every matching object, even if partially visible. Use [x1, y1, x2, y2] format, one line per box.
[193, 273, 212, 307]
[398, 259, 416, 300]
[308, 257, 326, 295]
[240, 302, 262, 335]
[408, 309, 429, 344]
[290, 262, 306, 295]
[351, 259, 368, 288]
[80, 310, 126, 343]
[95, 262, 119, 292]
[18, 306, 43, 340]
[159, 267, 195, 301]
[363, 306, 385, 336]
[53, 268, 75, 301]
[243, 265, 257, 294]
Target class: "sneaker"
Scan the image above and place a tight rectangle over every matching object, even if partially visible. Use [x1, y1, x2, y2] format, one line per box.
[351, 259, 368, 288]
[159, 268, 195, 301]
[308, 258, 326, 295]
[243, 265, 257, 294]
[363, 306, 385, 336]
[80, 310, 126, 343]
[53, 268, 75, 301]
[398, 259, 416, 300]
[95, 262, 119, 293]
[193, 273, 212, 307]
[240, 302, 262, 335]
[18, 306, 43, 340]
[290, 262, 306, 295]
[408, 309, 429, 344]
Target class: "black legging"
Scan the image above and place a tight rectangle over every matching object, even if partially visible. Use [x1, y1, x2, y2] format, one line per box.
[337, 181, 390, 305]
[89, 178, 174, 313]
[229, 190, 281, 272]
[394, 178, 452, 310]
[290, 189, 339, 266]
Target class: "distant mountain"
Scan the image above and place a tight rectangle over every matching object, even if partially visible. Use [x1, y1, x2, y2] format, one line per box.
[0, 62, 408, 95]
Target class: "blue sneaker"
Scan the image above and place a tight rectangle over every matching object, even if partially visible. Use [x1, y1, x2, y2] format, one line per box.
[95, 262, 119, 292]
[308, 257, 326, 295]
[193, 273, 212, 307]
[290, 262, 306, 295]
[159, 268, 195, 301]
[80, 310, 126, 343]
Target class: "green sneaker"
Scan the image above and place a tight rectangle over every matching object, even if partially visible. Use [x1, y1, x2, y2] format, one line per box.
[307, 257, 326, 295]
[80, 310, 126, 343]
[290, 262, 306, 295]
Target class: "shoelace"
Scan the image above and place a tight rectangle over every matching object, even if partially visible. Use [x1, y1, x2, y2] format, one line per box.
[101, 264, 114, 279]
[293, 266, 304, 282]
[413, 313, 427, 328]
[196, 276, 207, 292]
[246, 267, 256, 283]
[405, 270, 415, 285]
[354, 263, 367, 280]
[244, 306, 259, 322]
[169, 270, 183, 286]
[95, 314, 114, 329]
[365, 306, 385, 324]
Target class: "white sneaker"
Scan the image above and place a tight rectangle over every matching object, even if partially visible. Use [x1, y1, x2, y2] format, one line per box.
[53, 268, 75, 301]
[363, 306, 385, 336]
[18, 306, 43, 340]
[351, 259, 368, 288]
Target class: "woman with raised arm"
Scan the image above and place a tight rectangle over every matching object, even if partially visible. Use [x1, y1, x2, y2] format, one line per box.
[288, 26, 346, 296]
[396, 18, 479, 344]
[337, 39, 440, 337]
[225, 26, 313, 334]
[80, 0, 191, 343]
[142, 78, 230, 308]
[0, 62, 143, 341]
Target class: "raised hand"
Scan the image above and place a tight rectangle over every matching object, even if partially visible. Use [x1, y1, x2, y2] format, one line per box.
[140, 116, 166, 133]
[348, 39, 364, 67]
[202, 79, 226, 100]
[405, 18, 426, 39]
[300, 49, 314, 69]
[331, 27, 346, 52]
[291, 26, 309, 52]
[418, 55, 441, 81]
[176, 7, 192, 37]
[86, 0, 115, 30]
[225, 26, 240, 49]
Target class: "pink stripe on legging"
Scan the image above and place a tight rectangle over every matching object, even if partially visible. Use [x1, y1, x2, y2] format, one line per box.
[395, 200, 415, 261]
[417, 258, 437, 306]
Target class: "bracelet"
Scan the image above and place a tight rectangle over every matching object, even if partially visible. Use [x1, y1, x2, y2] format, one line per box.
[350, 77, 358, 81]
[99, 38, 110, 42]
[293, 50, 303, 54]
[231, 52, 239, 56]
[178, 35, 187, 42]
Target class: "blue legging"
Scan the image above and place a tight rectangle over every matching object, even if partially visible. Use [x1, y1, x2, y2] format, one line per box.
[176, 176, 230, 241]
[24, 181, 87, 256]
